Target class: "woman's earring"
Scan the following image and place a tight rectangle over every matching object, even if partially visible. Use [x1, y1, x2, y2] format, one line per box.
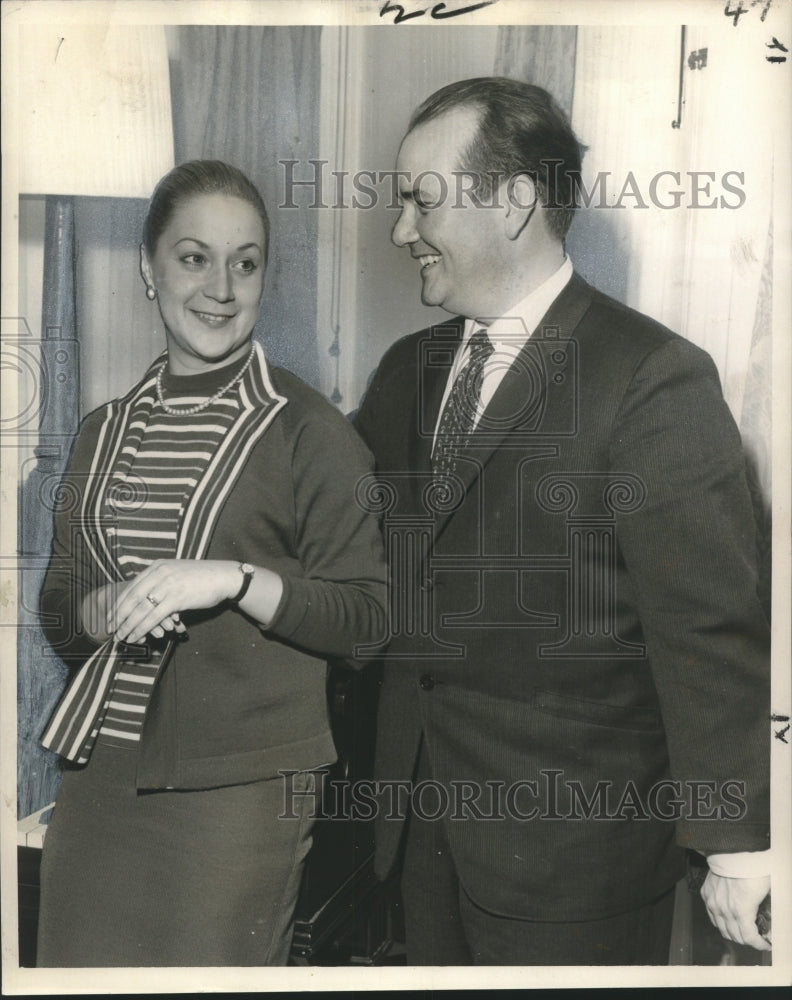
[146, 286, 157, 301]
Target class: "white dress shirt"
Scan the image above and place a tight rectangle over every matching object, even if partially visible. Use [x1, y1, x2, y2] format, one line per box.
[432, 255, 574, 447]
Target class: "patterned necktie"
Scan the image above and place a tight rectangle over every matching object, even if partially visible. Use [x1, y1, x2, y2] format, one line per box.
[433, 328, 494, 478]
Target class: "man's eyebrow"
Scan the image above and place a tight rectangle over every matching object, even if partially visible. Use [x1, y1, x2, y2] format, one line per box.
[398, 186, 435, 208]
[397, 180, 438, 209]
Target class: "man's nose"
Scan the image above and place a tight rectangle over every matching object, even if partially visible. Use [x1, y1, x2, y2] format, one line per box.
[391, 205, 417, 248]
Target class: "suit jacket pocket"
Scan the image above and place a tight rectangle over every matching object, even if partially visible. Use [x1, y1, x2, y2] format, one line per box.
[533, 688, 663, 732]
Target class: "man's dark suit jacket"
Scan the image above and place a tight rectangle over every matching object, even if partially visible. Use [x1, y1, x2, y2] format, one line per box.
[354, 273, 770, 923]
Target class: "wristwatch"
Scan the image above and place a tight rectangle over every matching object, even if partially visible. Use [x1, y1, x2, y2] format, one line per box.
[231, 562, 255, 604]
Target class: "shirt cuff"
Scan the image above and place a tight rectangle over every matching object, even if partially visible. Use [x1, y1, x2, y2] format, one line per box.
[706, 850, 771, 878]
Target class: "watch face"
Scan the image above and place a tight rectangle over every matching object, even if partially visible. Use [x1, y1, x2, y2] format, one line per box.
[240, 563, 254, 575]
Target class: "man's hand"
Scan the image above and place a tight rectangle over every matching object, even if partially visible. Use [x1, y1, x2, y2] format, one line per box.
[700, 872, 771, 951]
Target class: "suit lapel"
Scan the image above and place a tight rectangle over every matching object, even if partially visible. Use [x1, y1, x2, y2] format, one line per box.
[411, 317, 464, 480]
[431, 274, 594, 539]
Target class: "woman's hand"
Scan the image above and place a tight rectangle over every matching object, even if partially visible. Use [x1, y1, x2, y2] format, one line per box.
[82, 580, 184, 645]
[108, 559, 242, 644]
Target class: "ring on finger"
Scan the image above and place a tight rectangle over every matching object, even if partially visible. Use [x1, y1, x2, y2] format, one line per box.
[146, 593, 160, 607]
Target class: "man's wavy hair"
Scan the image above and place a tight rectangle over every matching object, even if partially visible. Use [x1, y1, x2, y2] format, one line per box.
[409, 78, 585, 240]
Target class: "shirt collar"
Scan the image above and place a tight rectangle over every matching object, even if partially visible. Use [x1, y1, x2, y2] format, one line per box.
[462, 256, 574, 353]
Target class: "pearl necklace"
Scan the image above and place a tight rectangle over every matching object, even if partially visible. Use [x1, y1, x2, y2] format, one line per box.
[155, 345, 256, 416]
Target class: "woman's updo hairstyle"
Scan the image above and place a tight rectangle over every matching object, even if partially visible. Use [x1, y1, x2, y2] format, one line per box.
[142, 160, 270, 259]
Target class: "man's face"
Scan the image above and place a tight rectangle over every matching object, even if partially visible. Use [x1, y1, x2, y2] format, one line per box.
[392, 106, 505, 320]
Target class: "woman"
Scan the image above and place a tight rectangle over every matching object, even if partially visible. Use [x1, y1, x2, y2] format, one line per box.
[36, 160, 387, 966]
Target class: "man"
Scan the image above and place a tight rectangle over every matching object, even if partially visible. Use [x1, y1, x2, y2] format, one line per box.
[354, 78, 770, 965]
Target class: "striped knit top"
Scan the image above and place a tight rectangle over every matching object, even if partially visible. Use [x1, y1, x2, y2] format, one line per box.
[98, 356, 248, 747]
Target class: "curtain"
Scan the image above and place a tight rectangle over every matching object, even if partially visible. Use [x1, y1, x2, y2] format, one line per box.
[74, 26, 322, 413]
[569, 22, 773, 608]
[494, 25, 577, 116]
[75, 198, 158, 414]
[567, 26, 688, 317]
[170, 26, 322, 387]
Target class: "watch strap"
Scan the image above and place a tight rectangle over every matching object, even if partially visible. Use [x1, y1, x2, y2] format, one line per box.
[231, 562, 254, 604]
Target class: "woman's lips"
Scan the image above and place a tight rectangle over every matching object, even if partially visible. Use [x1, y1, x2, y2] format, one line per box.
[191, 310, 236, 327]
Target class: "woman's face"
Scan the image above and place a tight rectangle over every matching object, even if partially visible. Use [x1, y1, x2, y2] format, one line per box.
[141, 193, 267, 374]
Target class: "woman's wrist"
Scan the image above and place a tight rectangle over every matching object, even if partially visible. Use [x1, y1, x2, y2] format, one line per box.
[227, 561, 284, 627]
[227, 561, 255, 603]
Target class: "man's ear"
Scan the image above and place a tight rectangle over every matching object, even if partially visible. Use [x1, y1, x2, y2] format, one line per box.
[139, 243, 154, 289]
[503, 174, 538, 241]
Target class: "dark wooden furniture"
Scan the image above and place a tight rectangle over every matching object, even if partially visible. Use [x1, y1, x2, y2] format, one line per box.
[290, 662, 399, 964]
